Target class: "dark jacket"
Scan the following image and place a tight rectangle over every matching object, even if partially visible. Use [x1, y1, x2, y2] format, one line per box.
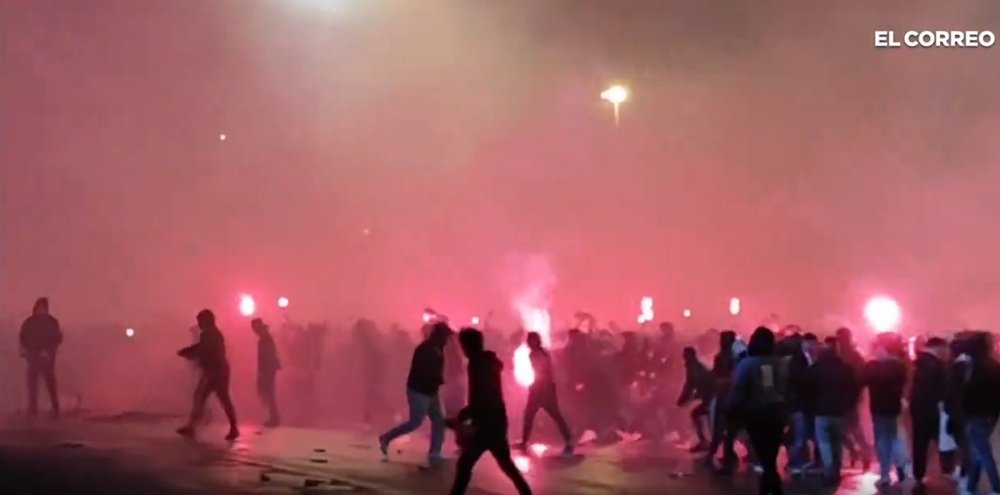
[458, 351, 508, 435]
[863, 356, 908, 416]
[677, 359, 714, 405]
[257, 332, 281, 374]
[909, 351, 947, 418]
[20, 314, 63, 355]
[712, 348, 736, 398]
[787, 350, 817, 413]
[813, 350, 860, 416]
[961, 357, 1000, 419]
[179, 326, 229, 372]
[406, 340, 445, 396]
[729, 355, 787, 413]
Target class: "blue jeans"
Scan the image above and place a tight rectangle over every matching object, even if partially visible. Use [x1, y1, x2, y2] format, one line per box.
[381, 388, 445, 459]
[966, 417, 1000, 493]
[789, 412, 814, 468]
[815, 416, 844, 478]
[872, 415, 905, 479]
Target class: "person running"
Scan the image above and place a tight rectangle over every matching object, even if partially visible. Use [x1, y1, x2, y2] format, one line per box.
[517, 331, 574, 456]
[251, 318, 281, 428]
[677, 346, 714, 452]
[730, 327, 788, 495]
[448, 328, 532, 495]
[379, 322, 451, 466]
[177, 309, 240, 441]
[19, 297, 63, 420]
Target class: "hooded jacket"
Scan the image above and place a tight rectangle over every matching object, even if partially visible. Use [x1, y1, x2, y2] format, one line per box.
[862, 354, 908, 416]
[458, 350, 508, 434]
[813, 349, 861, 416]
[909, 350, 947, 418]
[406, 339, 446, 395]
[20, 314, 63, 355]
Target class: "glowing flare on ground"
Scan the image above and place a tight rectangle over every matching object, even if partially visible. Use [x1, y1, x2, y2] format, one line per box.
[513, 455, 531, 473]
[239, 294, 256, 317]
[529, 443, 549, 457]
[865, 296, 901, 332]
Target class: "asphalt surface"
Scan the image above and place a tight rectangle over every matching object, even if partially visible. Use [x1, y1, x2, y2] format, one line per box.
[0, 413, 961, 495]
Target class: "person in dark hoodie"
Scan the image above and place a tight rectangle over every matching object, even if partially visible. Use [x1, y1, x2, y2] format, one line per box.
[177, 309, 240, 441]
[19, 297, 64, 419]
[958, 332, 1000, 495]
[705, 330, 738, 470]
[862, 337, 909, 487]
[379, 322, 451, 466]
[836, 327, 873, 470]
[251, 318, 281, 428]
[677, 346, 715, 452]
[909, 337, 952, 488]
[729, 327, 788, 495]
[786, 333, 819, 475]
[813, 337, 861, 485]
[518, 332, 574, 456]
[448, 328, 532, 495]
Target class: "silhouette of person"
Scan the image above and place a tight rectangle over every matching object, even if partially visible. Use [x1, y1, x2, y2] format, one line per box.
[448, 328, 532, 495]
[177, 309, 239, 440]
[518, 332, 574, 456]
[252, 318, 281, 427]
[19, 297, 63, 419]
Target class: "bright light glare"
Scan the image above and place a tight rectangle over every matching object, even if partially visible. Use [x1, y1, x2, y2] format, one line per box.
[471, 316, 480, 325]
[513, 455, 531, 473]
[277, 297, 289, 309]
[219, 134, 226, 141]
[422, 312, 432, 323]
[865, 296, 901, 332]
[601, 85, 629, 105]
[125, 328, 135, 338]
[529, 443, 549, 457]
[239, 294, 256, 317]
[683, 308, 692, 318]
[513, 344, 535, 387]
[729, 297, 741, 316]
[637, 296, 655, 324]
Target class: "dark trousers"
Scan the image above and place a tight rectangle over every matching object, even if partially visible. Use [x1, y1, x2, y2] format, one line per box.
[522, 384, 572, 444]
[257, 370, 280, 423]
[450, 432, 532, 495]
[691, 401, 710, 443]
[708, 399, 737, 466]
[745, 406, 786, 495]
[190, 368, 238, 430]
[26, 354, 60, 416]
[911, 410, 955, 481]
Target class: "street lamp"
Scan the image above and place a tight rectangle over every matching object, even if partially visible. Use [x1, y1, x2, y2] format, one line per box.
[600, 84, 629, 127]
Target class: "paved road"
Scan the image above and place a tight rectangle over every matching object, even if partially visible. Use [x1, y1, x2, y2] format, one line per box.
[0, 413, 957, 494]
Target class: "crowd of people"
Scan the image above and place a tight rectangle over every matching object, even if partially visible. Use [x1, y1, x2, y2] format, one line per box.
[14, 296, 1000, 495]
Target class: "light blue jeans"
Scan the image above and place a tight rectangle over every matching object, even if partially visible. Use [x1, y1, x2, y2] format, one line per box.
[815, 416, 844, 478]
[966, 417, 1000, 493]
[789, 412, 815, 468]
[381, 387, 445, 459]
[872, 415, 908, 479]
